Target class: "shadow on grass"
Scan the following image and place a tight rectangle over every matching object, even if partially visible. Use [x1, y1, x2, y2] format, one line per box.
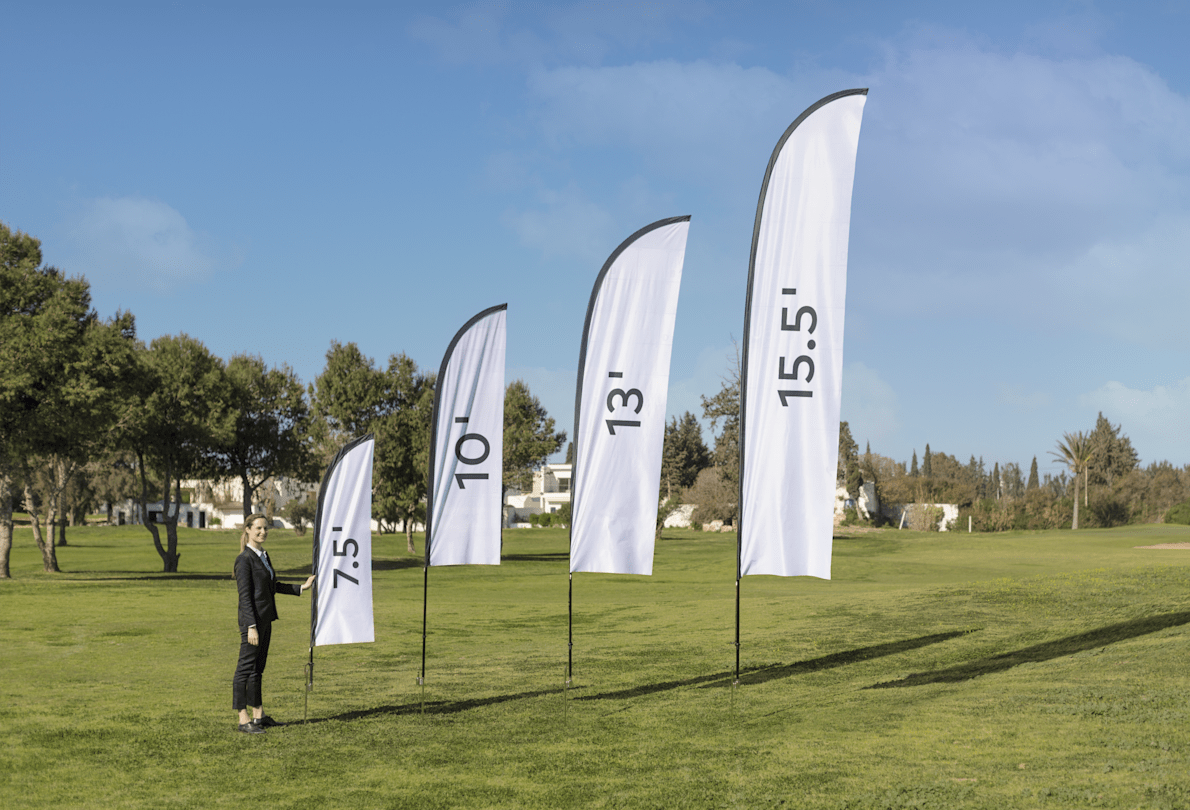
[302, 630, 974, 720]
[501, 553, 569, 563]
[869, 611, 1190, 689]
[68, 560, 423, 580]
[573, 630, 973, 701]
[308, 686, 574, 723]
[67, 573, 235, 581]
[370, 558, 424, 572]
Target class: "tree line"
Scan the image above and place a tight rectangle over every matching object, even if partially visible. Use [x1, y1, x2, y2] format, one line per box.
[851, 412, 1190, 532]
[661, 347, 1190, 533]
[1, 222, 564, 577]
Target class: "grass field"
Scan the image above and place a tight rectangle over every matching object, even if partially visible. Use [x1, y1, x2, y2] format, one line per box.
[3, 522, 1190, 809]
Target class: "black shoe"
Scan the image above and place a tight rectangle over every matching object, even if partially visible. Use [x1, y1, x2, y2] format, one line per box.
[253, 715, 286, 728]
[238, 722, 266, 735]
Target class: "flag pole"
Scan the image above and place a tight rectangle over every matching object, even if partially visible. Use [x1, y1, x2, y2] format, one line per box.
[305, 630, 314, 721]
[567, 573, 573, 687]
[734, 576, 740, 686]
[419, 561, 428, 713]
[306, 511, 319, 722]
[734, 507, 741, 686]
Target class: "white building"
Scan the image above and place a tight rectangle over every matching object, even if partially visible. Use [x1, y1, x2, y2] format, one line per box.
[504, 463, 571, 526]
[104, 499, 212, 529]
[181, 476, 319, 530]
[103, 476, 320, 530]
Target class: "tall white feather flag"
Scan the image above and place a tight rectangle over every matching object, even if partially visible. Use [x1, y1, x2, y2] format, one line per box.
[739, 89, 868, 579]
[570, 216, 690, 576]
[426, 304, 507, 567]
[312, 434, 375, 645]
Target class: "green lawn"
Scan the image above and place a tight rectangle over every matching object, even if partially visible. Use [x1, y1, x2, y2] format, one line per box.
[2, 522, 1189, 808]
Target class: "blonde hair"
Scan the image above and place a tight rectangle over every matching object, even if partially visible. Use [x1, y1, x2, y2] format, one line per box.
[239, 513, 269, 554]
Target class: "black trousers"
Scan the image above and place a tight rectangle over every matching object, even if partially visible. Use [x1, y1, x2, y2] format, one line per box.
[232, 622, 273, 710]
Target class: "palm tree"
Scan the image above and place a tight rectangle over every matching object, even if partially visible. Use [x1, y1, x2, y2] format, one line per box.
[1050, 431, 1095, 530]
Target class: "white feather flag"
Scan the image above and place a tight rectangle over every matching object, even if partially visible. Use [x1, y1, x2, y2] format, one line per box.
[426, 305, 507, 567]
[739, 89, 868, 579]
[313, 434, 375, 645]
[570, 217, 690, 576]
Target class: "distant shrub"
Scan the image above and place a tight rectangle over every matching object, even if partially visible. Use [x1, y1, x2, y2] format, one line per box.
[555, 502, 571, 527]
[282, 497, 317, 535]
[953, 499, 1015, 533]
[1167, 500, 1190, 526]
[905, 504, 943, 532]
[688, 467, 737, 527]
[1087, 496, 1129, 528]
[539, 512, 553, 527]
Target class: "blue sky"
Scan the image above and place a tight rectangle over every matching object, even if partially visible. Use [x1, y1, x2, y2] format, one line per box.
[3, 0, 1188, 477]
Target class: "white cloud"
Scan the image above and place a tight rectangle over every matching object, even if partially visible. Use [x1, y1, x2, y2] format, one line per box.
[408, 2, 524, 67]
[502, 58, 854, 260]
[841, 361, 901, 447]
[853, 37, 1190, 341]
[409, 1, 713, 69]
[526, 59, 851, 189]
[512, 36, 1190, 351]
[67, 196, 230, 292]
[997, 383, 1053, 412]
[501, 183, 618, 262]
[1079, 378, 1190, 463]
[1060, 213, 1190, 345]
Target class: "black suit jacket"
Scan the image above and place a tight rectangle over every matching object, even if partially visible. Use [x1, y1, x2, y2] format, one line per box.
[235, 548, 301, 630]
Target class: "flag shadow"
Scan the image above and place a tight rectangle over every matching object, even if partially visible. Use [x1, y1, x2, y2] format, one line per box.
[868, 610, 1190, 689]
[70, 573, 234, 581]
[369, 559, 424, 572]
[501, 553, 570, 563]
[307, 686, 573, 723]
[574, 629, 972, 701]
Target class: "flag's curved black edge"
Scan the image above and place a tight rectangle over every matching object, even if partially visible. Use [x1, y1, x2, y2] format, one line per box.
[737, 88, 867, 578]
[424, 303, 509, 564]
[569, 214, 692, 553]
[309, 431, 375, 651]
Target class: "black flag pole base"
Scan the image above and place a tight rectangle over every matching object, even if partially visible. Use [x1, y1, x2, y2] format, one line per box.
[730, 641, 740, 713]
[304, 662, 313, 723]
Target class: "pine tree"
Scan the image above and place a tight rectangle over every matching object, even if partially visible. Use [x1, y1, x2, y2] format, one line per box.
[699, 344, 741, 484]
[860, 441, 877, 487]
[1087, 412, 1139, 490]
[910, 450, 919, 477]
[922, 444, 933, 478]
[838, 421, 860, 496]
[660, 412, 711, 497]
[1027, 456, 1040, 490]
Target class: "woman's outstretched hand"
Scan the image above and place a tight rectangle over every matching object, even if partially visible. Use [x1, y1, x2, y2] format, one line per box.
[301, 574, 316, 592]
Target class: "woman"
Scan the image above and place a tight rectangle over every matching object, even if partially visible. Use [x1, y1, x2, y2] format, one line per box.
[232, 513, 315, 734]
